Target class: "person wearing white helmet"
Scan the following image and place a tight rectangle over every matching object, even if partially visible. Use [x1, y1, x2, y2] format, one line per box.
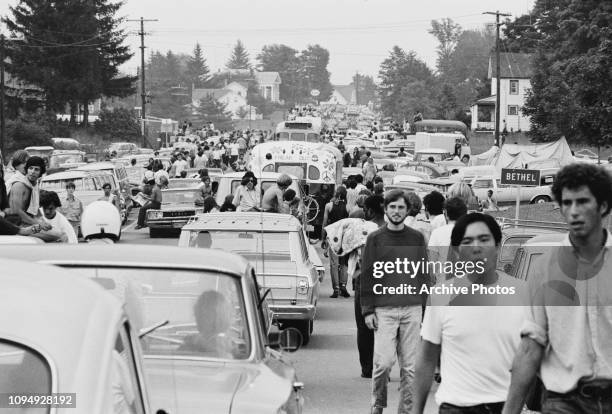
[80, 200, 122, 243]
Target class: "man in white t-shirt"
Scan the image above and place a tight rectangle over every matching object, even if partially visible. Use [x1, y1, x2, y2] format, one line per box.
[428, 198, 467, 280]
[412, 213, 527, 414]
[39, 190, 77, 243]
[173, 154, 188, 177]
[423, 191, 446, 230]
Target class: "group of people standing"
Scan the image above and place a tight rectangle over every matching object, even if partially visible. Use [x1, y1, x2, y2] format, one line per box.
[322, 162, 612, 414]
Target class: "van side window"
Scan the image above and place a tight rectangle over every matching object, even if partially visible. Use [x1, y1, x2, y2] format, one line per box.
[112, 323, 146, 414]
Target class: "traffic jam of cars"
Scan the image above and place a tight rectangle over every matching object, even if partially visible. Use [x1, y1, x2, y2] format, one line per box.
[1, 115, 609, 414]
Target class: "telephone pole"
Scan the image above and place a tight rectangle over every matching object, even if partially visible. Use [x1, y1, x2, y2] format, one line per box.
[354, 71, 359, 106]
[0, 34, 6, 158]
[484, 11, 511, 147]
[128, 17, 157, 147]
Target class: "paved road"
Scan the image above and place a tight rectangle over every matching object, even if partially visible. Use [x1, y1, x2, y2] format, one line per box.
[120, 218, 438, 414]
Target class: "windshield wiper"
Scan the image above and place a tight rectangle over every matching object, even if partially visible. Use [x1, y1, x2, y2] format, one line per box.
[139, 320, 170, 339]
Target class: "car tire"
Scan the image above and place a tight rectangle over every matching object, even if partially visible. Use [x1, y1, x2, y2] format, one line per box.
[149, 228, 161, 238]
[286, 320, 312, 346]
[532, 195, 551, 204]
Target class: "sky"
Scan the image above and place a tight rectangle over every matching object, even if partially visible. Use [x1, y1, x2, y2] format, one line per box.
[0, 0, 535, 85]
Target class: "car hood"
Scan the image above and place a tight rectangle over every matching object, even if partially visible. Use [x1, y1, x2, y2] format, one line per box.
[144, 357, 293, 414]
[159, 203, 198, 211]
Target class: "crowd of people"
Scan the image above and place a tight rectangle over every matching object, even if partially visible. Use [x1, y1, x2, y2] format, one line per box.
[320, 162, 612, 414]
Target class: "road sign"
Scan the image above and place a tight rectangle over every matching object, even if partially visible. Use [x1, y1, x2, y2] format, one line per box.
[310, 89, 320, 97]
[501, 168, 541, 187]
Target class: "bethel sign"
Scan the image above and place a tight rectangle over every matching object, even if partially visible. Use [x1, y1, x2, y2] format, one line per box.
[501, 168, 541, 186]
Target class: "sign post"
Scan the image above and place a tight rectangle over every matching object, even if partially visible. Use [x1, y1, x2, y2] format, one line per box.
[501, 168, 541, 225]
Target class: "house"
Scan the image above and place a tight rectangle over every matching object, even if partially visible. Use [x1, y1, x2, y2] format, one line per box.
[470, 53, 534, 133]
[254, 72, 281, 103]
[325, 85, 356, 105]
[192, 81, 248, 120]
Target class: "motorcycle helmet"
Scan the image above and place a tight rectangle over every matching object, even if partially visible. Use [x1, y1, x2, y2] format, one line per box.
[81, 201, 121, 242]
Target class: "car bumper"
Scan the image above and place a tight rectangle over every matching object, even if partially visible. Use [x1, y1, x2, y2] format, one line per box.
[270, 304, 316, 321]
[146, 218, 191, 229]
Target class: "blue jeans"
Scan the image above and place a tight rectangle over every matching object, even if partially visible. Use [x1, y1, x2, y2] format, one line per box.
[371, 306, 421, 414]
[328, 247, 347, 290]
[542, 389, 612, 414]
[438, 402, 503, 414]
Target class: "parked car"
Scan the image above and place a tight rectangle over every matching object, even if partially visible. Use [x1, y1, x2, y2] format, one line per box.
[40, 170, 128, 224]
[214, 172, 302, 209]
[0, 245, 305, 414]
[0, 257, 162, 414]
[497, 224, 566, 274]
[146, 187, 204, 237]
[507, 233, 565, 281]
[467, 175, 553, 205]
[179, 212, 324, 345]
[106, 142, 140, 157]
[74, 161, 133, 216]
[47, 149, 87, 174]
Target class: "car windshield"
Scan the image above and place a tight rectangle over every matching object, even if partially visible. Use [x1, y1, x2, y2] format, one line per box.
[0, 340, 52, 412]
[162, 190, 199, 204]
[72, 267, 251, 360]
[49, 154, 84, 168]
[187, 231, 292, 262]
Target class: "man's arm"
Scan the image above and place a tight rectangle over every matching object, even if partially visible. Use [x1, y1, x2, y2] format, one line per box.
[502, 337, 544, 414]
[360, 234, 377, 317]
[411, 340, 441, 414]
[321, 203, 331, 240]
[8, 183, 38, 225]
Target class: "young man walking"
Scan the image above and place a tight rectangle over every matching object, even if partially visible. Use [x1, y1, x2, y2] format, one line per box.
[361, 189, 429, 414]
[412, 213, 526, 414]
[503, 163, 612, 414]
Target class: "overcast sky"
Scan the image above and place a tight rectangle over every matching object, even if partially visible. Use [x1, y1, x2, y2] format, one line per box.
[1, 0, 534, 84]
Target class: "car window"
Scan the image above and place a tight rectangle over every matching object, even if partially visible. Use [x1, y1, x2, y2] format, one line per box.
[501, 236, 532, 263]
[188, 231, 294, 262]
[113, 324, 146, 414]
[72, 267, 251, 360]
[509, 247, 525, 278]
[297, 230, 309, 262]
[473, 179, 493, 189]
[0, 340, 52, 412]
[524, 252, 544, 281]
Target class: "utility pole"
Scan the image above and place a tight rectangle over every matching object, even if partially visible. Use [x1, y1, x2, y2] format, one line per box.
[0, 34, 5, 158]
[128, 17, 157, 147]
[484, 11, 510, 147]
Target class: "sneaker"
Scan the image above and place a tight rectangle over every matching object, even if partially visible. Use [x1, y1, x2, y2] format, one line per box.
[361, 371, 372, 378]
[340, 286, 351, 298]
[330, 290, 339, 298]
[134, 225, 145, 230]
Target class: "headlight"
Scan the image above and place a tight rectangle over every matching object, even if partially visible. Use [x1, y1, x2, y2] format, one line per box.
[147, 210, 163, 220]
[195, 208, 204, 214]
[297, 279, 308, 295]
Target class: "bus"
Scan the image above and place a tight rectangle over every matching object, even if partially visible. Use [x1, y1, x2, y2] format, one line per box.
[413, 120, 469, 138]
[274, 116, 323, 143]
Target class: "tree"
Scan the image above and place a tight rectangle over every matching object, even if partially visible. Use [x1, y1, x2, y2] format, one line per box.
[353, 73, 377, 106]
[186, 43, 211, 88]
[257, 44, 300, 103]
[194, 95, 233, 126]
[521, 0, 612, 147]
[3, 0, 135, 125]
[429, 18, 462, 78]
[94, 107, 140, 139]
[434, 83, 457, 119]
[299, 45, 333, 102]
[226, 40, 251, 70]
[378, 46, 435, 120]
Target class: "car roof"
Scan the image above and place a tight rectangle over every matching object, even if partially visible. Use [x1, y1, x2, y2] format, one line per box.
[524, 232, 566, 245]
[0, 244, 251, 277]
[0, 258, 122, 396]
[417, 148, 451, 153]
[184, 212, 302, 232]
[42, 170, 113, 181]
[75, 162, 116, 170]
[221, 171, 298, 180]
[25, 146, 54, 151]
[502, 227, 565, 237]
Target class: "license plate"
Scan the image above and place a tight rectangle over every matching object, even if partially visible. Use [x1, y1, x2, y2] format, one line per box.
[172, 222, 185, 228]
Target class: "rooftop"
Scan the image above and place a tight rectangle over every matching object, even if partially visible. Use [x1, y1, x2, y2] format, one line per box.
[184, 212, 302, 232]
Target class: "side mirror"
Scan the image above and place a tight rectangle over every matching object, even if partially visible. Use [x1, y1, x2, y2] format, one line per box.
[268, 327, 302, 353]
[503, 263, 513, 274]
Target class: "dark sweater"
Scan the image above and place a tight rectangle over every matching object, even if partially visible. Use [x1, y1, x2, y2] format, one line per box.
[360, 224, 428, 316]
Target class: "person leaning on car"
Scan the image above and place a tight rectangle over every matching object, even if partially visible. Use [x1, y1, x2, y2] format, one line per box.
[261, 174, 293, 213]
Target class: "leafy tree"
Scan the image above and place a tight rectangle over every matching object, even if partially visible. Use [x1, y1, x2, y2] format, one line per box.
[434, 83, 457, 119]
[257, 44, 300, 103]
[6, 118, 52, 154]
[378, 46, 435, 120]
[226, 40, 251, 70]
[299, 44, 333, 102]
[522, 0, 612, 147]
[186, 43, 211, 88]
[3, 0, 135, 125]
[429, 18, 462, 78]
[94, 107, 140, 139]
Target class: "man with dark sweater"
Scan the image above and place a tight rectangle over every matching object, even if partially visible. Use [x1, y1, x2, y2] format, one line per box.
[361, 189, 429, 414]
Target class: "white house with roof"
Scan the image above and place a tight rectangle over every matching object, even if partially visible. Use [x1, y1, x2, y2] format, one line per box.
[325, 85, 356, 105]
[471, 53, 534, 132]
[254, 72, 281, 103]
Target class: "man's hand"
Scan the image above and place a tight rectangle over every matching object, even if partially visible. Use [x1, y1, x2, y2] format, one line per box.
[39, 221, 52, 231]
[365, 313, 378, 330]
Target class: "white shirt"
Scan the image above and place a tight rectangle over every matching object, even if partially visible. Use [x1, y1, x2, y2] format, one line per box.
[40, 209, 78, 244]
[430, 214, 447, 230]
[154, 169, 169, 185]
[421, 274, 526, 406]
[428, 222, 455, 274]
[174, 159, 188, 177]
[230, 143, 239, 156]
